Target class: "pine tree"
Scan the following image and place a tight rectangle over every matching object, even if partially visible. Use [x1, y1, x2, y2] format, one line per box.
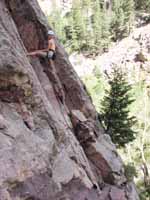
[101, 67, 136, 147]
[47, 0, 136, 54]
[67, 0, 88, 52]
[92, 0, 103, 52]
[122, 0, 134, 34]
[134, 0, 150, 11]
[110, 1, 125, 41]
[111, 0, 134, 41]
[48, 8, 66, 44]
[101, 11, 111, 50]
[81, 0, 94, 51]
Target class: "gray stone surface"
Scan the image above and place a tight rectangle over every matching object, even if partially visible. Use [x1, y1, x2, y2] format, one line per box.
[0, 0, 139, 199]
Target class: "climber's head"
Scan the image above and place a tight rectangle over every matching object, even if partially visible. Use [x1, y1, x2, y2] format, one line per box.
[48, 30, 55, 39]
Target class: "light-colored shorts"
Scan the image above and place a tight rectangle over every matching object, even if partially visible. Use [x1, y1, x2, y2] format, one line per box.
[47, 50, 55, 59]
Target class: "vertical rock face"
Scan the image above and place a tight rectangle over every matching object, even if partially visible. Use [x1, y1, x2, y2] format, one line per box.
[0, 0, 139, 199]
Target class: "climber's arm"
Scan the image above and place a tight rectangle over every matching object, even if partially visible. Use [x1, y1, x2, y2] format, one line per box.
[36, 48, 48, 52]
[27, 48, 48, 56]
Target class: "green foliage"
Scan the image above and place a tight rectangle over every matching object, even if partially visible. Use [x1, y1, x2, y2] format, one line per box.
[82, 65, 150, 198]
[131, 85, 150, 158]
[47, 0, 150, 54]
[124, 163, 137, 181]
[70, 0, 85, 51]
[101, 67, 136, 147]
[92, 1, 111, 51]
[138, 180, 150, 200]
[110, 0, 134, 40]
[82, 66, 108, 110]
[47, 0, 137, 54]
[134, 0, 150, 11]
[48, 8, 66, 44]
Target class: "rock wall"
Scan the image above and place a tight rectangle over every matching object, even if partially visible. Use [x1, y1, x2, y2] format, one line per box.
[0, 0, 139, 199]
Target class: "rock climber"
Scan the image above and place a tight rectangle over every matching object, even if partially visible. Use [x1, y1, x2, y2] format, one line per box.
[27, 30, 66, 107]
[27, 30, 56, 60]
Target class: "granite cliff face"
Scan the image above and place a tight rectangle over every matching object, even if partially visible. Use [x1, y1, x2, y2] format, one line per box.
[0, 0, 139, 199]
